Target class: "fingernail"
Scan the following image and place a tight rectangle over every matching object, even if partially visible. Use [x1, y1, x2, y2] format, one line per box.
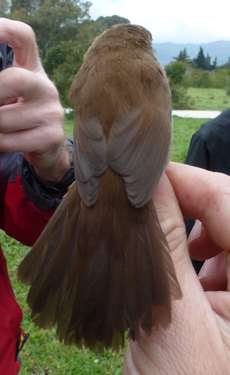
[198, 258, 215, 278]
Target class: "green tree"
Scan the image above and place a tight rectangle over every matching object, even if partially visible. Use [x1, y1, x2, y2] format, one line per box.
[206, 53, 211, 70]
[44, 15, 131, 104]
[96, 15, 130, 29]
[169, 86, 194, 109]
[0, 0, 10, 16]
[10, 0, 38, 14]
[10, 0, 92, 59]
[173, 48, 190, 63]
[8, 0, 131, 102]
[193, 46, 217, 71]
[45, 40, 86, 104]
[165, 62, 193, 109]
[212, 69, 229, 88]
[165, 61, 187, 86]
[194, 46, 206, 69]
[33, 0, 92, 59]
[82, 15, 130, 45]
[43, 43, 68, 77]
[212, 56, 217, 70]
[9, 8, 28, 22]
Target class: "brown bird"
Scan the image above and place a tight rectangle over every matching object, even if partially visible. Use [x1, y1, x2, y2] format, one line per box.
[18, 24, 182, 352]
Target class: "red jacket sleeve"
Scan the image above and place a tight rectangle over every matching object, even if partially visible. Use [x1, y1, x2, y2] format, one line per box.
[4, 173, 53, 246]
[0, 149, 74, 247]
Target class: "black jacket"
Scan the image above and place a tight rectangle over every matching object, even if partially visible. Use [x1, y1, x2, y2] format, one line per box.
[185, 109, 230, 173]
[0, 43, 13, 70]
[185, 109, 230, 272]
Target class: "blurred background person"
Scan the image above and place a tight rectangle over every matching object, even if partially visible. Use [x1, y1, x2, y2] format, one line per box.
[185, 109, 230, 272]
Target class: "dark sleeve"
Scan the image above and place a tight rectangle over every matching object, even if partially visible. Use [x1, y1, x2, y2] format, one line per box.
[184, 132, 209, 169]
[0, 44, 13, 70]
[184, 132, 210, 274]
[21, 137, 75, 211]
[183, 132, 209, 237]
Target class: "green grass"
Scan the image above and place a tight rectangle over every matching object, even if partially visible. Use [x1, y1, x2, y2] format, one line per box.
[64, 112, 74, 137]
[188, 87, 230, 111]
[2, 93, 222, 374]
[171, 116, 205, 163]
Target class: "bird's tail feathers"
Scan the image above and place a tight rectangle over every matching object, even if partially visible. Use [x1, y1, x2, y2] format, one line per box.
[18, 176, 181, 351]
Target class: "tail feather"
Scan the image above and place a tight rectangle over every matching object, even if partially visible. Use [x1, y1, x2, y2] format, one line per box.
[17, 170, 182, 351]
[18, 182, 81, 327]
[123, 200, 178, 340]
[61, 192, 127, 350]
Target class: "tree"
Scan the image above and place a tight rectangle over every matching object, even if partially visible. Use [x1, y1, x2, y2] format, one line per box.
[0, 0, 10, 16]
[193, 46, 217, 71]
[10, 0, 38, 14]
[10, 0, 92, 59]
[193, 46, 206, 69]
[173, 48, 190, 63]
[165, 61, 187, 86]
[43, 15, 131, 104]
[206, 53, 211, 70]
[165, 61, 194, 109]
[96, 15, 130, 29]
[7, 0, 131, 102]
[212, 56, 217, 70]
[44, 40, 86, 104]
[9, 8, 28, 22]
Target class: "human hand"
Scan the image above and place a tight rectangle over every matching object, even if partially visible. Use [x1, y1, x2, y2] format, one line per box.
[187, 219, 227, 292]
[0, 18, 70, 181]
[123, 162, 230, 375]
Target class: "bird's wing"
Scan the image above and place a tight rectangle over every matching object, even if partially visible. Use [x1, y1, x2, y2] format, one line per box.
[73, 115, 107, 206]
[107, 102, 172, 207]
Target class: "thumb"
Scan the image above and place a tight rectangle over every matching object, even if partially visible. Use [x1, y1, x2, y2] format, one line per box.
[124, 172, 218, 374]
[153, 172, 200, 291]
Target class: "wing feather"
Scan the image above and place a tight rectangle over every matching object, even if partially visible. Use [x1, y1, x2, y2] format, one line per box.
[73, 115, 107, 206]
[107, 102, 172, 207]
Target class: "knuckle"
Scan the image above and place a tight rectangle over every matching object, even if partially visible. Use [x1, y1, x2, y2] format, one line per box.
[27, 25, 36, 42]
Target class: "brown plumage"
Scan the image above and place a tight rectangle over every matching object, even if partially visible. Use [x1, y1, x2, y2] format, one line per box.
[18, 24, 182, 351]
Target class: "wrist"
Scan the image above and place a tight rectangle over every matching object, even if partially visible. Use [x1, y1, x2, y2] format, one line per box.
[34, 137, 73, 182]
[21, 137, 75, 206]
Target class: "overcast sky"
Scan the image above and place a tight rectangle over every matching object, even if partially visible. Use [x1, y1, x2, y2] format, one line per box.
[89, 0, 230, 44]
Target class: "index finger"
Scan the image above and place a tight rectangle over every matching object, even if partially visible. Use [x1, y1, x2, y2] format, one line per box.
[0, 18, 41, 72]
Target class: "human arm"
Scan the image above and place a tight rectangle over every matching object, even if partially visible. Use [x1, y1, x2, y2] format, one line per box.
[123, 162, 230, 375]
[184, 131, 209, 169]
[0, 18, 75, 245]
[0, 143, 74, 247]
[0, 18, 70, 181]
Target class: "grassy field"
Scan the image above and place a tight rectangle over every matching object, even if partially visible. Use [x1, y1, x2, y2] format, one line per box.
[2, 88, 228, 374]
[188, 87, 230, 111]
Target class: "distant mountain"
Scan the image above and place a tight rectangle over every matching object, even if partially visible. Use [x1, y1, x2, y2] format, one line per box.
[153, 40, 230, 67]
